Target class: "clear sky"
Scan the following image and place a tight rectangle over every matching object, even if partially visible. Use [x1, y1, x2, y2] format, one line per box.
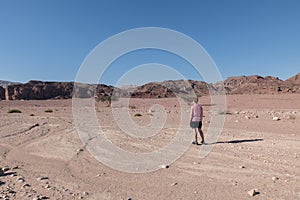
[0, 0, 299, 85]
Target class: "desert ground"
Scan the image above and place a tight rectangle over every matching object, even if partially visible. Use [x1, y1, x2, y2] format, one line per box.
[0, 94, 299, 200]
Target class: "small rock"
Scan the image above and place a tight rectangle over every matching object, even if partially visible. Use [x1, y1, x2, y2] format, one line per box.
[245, 116, 250, 119]
[272, 117, 280, 121]
[0, 168, 4, 176]
[2, 167, 10, 172]
[44, 184, 51, 189]
[37, 176, 48, 181]
[96, 173, 106, 177]
[255, 115, 259, 118]
[148, 109, 154, 113]
[171, 182, 178, 186]
[239, 165, 245, 169]
[272, 176, 279, 181]
[160, 164, 169, 169]
[247, 189, 259, 196]
[17, 177, 25, 182]
[83, 191, 89, 196]
[22, 183, 31, 188]
[77, 148, 84, 152]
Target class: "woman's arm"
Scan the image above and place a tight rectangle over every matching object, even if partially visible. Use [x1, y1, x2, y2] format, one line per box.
[190, 106, 194, 121]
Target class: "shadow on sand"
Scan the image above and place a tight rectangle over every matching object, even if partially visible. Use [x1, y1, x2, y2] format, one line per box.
[206, 138, 263, 145]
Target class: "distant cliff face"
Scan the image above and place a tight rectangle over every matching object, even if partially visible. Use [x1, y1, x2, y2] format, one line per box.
[0, 80, 20, 88]
[217, 75, 300, 94]
[6, 81, 116, 100]
[3, 72, 300, 100]
[0, 86, 5, 100]
[6, 81, 74, 100]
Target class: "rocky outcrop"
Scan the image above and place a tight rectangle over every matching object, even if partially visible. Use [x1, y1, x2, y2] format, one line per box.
[0, 80, 20, 88]
[7, 81, 117, 100]
[0, 86, 5, 100]
[6, 81, 74, 100]
[130, 82, 176, 98]
[286, 72, 300, 83]
[3, 72, 300, 100]
[215, 75, 300, 94]
[129, 80, 215, 98]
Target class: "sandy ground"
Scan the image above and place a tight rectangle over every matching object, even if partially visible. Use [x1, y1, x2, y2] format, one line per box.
[0, 94, 299, 200]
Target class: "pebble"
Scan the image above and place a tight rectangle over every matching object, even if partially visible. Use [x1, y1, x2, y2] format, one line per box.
[0, 168, 4, 176]
[44, 184, 51, 189]
[17, 177, 25, 183]
[239, 165, 245, 169]
[2, 167, 10, 172]
[272, 117, 280, 121]
[171, 182, 178, 186]
[160, 165, 169, 169]
[245, 116, 250, 119]
[272, 176, 279, 181]
[96, 173, 106, 177]
[37, 176, 48, 181]
[247, 189, 259, 196]
[22, 183, 31, 188]
[83, 191, 89, 196]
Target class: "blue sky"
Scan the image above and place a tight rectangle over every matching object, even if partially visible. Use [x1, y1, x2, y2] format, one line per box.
[0, 0, 299, 85]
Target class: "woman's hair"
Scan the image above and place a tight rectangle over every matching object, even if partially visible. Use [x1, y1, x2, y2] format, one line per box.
[193, 98, 198, 103]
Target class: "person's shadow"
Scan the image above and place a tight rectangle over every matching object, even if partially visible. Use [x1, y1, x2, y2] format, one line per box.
[206, 138, 263, 145]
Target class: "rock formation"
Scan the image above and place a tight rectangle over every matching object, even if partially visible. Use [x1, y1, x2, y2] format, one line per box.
[2, 72, 300, 100]
[0, 86, 5, 100]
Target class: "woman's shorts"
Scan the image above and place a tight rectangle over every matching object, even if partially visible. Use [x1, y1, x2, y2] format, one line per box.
[190, 121, 202, 129]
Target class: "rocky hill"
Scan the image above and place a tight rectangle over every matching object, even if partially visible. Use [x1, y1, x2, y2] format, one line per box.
[1, 73, 299, 100]
[0, 80, 20, 88]
[285, 72, 300, 83]
[218, 74, 300, 94]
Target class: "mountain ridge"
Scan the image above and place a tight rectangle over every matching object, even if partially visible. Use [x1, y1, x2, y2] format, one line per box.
[0, 73, 299, 100]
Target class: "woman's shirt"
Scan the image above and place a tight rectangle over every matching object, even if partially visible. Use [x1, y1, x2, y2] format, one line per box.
[191, 103, 203, 122]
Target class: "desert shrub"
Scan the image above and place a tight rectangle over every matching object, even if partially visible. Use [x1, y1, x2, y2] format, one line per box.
[218, 110, 232, 115]
[96, 95, 119, 107]
[129, 105, 136, 109]
[8, 109, 22, 113]
[45, 109, 53, 113]
[288, 115, 296, 120]
[134, 113, 142, 117]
